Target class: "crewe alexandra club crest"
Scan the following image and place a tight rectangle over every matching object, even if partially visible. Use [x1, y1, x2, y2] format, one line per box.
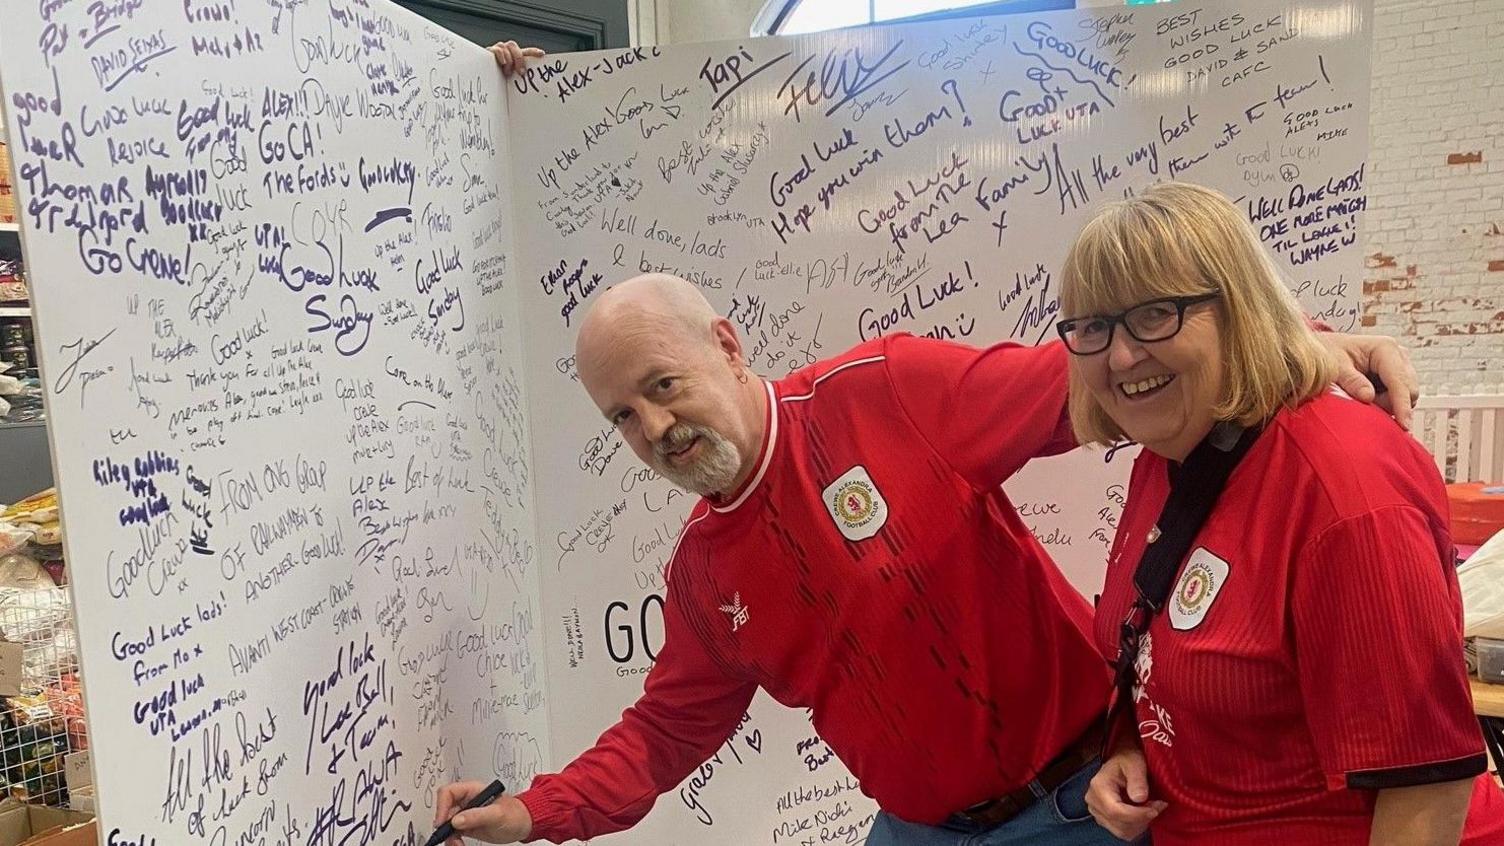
[822, 465, 889, 541]
[1169, 547, 1230, 631]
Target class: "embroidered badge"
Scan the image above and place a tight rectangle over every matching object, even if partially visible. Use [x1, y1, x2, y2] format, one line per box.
[822, 465, 888, 541]
[1168, 547, 1229, 631]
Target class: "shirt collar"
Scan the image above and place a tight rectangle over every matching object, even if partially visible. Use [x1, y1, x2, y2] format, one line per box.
[709, 380, 778, 513]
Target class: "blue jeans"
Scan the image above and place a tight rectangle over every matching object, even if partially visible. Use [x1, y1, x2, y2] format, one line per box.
[865, 759, 1144, 846]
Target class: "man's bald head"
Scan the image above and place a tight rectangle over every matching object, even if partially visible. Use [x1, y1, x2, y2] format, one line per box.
[576, 273, 721, 363]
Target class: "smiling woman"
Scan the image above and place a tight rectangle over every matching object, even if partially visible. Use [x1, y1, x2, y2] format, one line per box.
[1059, 183, 1504, 845]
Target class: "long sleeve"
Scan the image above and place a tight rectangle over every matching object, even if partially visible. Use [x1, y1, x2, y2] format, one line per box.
[517, 589, 757, 842]
[883, 335, 1076, 491]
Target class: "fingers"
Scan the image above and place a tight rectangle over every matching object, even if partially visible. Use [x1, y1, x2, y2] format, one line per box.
[428, 793, 530, 844]
[448, 801, 516, 843]
[1087, 757, 1165, 841]
[1334, 363, 1376, 404]
[1320, 333, 1421, 430]
[1086, 770, 1120, 818]
[1086, 768, 1130, 826]
[435, 781, 486, 826]
[489, 41, 545, 76]
[1377, 391, 1413, 430]
[489, 41, 520, 75]
[1372, 341, 1419, 430]
[1088, 797, 1163, 841]
[1315, 333, 1374, 404]
[1123, 756, 1150, 804]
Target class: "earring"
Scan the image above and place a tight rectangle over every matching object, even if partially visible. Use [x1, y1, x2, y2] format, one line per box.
[736, 370, 749, 384]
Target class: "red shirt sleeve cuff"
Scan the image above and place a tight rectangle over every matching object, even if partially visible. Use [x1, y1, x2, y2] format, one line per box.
[516, 786, 566, 844]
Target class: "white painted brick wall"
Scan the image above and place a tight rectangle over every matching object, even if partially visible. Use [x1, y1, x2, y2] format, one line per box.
[1365, 0, 1504, 395]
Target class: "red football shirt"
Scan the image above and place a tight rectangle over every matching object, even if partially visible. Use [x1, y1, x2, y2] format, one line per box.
[1095, 392, 1504, 845]
[518, 335, 1112, 842]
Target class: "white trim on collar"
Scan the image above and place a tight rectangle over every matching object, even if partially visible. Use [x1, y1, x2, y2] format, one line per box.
[780, 354, 886, 403]
[711, 381, 779, 513]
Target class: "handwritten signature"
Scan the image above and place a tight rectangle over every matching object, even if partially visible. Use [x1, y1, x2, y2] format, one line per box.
[778, 41, 911, 122]
[53, 327, 119, 405]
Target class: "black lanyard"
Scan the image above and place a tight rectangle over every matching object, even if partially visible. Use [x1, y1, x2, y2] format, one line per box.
[1104, 423, 1261, 755]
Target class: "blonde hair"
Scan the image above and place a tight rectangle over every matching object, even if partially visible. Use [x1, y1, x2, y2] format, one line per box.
[1059, 182, 1335, 446]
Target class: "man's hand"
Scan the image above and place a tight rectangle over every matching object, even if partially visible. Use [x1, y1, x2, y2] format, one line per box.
[1316, 332, 1420, 430]
[434, 781, 533, 844]
[490, 41, 546, 77]
[1084, 746, 1167, 841]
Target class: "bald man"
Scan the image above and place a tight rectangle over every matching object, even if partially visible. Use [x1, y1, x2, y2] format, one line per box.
[434, 274, 1419, 846]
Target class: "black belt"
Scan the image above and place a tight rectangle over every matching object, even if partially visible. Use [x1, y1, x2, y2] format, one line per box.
[956, 720, 1104, 829]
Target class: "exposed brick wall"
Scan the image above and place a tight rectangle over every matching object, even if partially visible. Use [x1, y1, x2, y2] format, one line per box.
[1365, 0, 1504, 394]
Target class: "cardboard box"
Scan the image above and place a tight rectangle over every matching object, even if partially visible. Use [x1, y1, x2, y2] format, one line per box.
[19, 819, 94, 846]
[59, 787, 89, 815]
[0, 799, 94, 846]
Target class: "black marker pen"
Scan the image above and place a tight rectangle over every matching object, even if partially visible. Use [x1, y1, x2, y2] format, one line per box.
[425, 779, 507, 846]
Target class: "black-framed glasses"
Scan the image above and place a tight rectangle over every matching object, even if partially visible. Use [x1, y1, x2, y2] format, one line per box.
[1056, 292, 1222, 356]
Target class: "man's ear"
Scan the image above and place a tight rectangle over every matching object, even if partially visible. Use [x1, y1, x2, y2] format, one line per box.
[711, 317, 748, 370]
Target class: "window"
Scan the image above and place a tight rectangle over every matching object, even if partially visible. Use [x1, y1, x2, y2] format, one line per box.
[753, 0, 1076, 36]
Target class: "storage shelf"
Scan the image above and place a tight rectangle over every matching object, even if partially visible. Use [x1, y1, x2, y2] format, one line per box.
[0, 223, 18, 233]
[0, 306, 29, 318]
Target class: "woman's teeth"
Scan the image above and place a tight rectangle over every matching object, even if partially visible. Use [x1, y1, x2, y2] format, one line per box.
[1121, 374, 1175, 397]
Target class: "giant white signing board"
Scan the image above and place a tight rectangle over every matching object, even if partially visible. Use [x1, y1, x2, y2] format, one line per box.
[0, 0, 1369, 843]
[1, 3, 550, 845]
